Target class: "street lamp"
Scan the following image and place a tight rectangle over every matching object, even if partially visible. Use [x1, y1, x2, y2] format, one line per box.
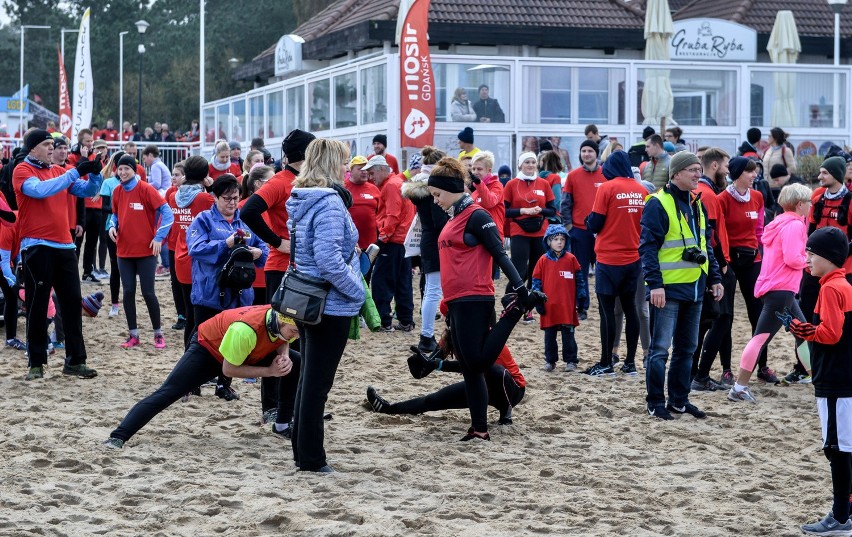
[119, 31, 129, 135]
[135, 20, 149, 130]
[60, 28, 79, 62]
[827, 0, 847, 128]
[19, 25, 51, 138]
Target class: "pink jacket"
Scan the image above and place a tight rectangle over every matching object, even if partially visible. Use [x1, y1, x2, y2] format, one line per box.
[754, 211, 807, 297]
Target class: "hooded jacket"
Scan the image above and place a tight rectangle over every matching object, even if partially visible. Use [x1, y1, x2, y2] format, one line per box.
[753, 211, 807, 297]
[286, 187, 365, 316]
[402, 171, 449, 273]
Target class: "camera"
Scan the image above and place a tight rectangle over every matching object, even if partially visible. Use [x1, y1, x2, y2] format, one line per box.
[681, 246, 707, 265]
[234, 228, 246, 245]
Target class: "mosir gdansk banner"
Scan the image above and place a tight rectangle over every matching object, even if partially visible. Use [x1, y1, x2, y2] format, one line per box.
[399, 0, 435, 147]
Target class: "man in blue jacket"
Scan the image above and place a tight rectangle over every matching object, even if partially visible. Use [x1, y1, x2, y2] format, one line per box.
[639, 151, 723, 420]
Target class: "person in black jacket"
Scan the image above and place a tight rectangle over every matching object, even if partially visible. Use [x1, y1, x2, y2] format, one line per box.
[472, 85, 505, 123]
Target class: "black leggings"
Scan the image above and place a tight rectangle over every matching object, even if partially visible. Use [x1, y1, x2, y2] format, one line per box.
[118, 256, 160, 332]
[384, 364, 524, 421]
[104, 227, 120, 305]
[730, 252, 767, 368]
[508, 235, 544, 290]
[598, 293, 638, 367]
[693, 267, 736, 378]
[81, 209, 101, 275]
[109, 334, 292, 443]
[168, 250, 185, 318]
[447, 298, 523, 432]
[180, 282, 195, 347]
[0, 276, 18, 341]
[98, 209, 110, 271]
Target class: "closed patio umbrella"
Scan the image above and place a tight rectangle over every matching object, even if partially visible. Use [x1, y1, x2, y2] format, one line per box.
[767, 10, 801, 127]
[641, 0, 675, 129]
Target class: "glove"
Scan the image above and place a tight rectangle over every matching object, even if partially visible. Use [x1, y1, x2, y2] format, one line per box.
[775, 307, 793, 332]
[535, 302, 546, 316]
[525, 289, 547, 311]
[469, 170, 481, 185]
[789, 318, 816, 340]
[407, 347, 441, 379]
[76, 156, 103, 177]
[511, 283, 530, 305]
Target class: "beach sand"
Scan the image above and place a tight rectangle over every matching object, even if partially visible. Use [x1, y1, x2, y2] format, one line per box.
[0, 275, 827, 536]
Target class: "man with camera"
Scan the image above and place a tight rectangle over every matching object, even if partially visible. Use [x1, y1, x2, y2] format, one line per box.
[639, 151, 724, 420]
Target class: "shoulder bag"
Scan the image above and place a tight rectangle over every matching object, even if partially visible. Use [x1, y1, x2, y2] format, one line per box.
[271, 219, 331, 325]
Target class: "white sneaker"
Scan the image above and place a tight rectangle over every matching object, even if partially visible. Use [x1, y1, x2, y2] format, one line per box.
[108, 304, 120, 318]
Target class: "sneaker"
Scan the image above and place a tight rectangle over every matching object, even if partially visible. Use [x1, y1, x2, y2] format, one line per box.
[242, 377, 257, 384]
[95, 269, 110, 279]
[5, 338, 25, 351]
[62, 363, 98, 378]
[271, 422, 292, 439]
[647, 405, 674, 420]
[578, 310, 588, 321]
[48, 342, 55, 355]
[499, 293, 523, 318]
[666, 402, 706, 419]
[542, 362, 555, 372]
[727, 386, 757, 403]
[393, 322, 415, 332]
[460, 427, 491, 441]
[215, 384, 240, 401]
[690, 376, 723, 392]
[120, 335, 140, 349]
[522, 312, 534, 324]
[757, 366, 779, 384]
[172, 317, 186, 330]
[81, 273, 101, 284]
[102, 438, 124, 450]
[620, 362, 637, 376]
[154, 266, 170, 278]
[719, 369, 735, 386]
[781, 369, 812, 385]
[417, 335, 437, 354]
[564, 362, 577, 372]
[378, 324, 395, 333]
[584, 363, 615, 377]
[261, 409, 278, 425]
[153, 334, 166, 349]
[801, 512, 852, 535]
[610, 353, 620, 367]
[53, 341, 65, 350]
[366, 386, 389, 413]
[24, 366, 44, 380]
[108, 304, 120, 318]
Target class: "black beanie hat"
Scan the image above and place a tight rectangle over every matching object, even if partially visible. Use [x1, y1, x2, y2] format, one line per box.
[747, 127, 762, 145]
[769, 164, 788, 179]
[642, 126, 655, 140]
[728, 156, 750, 180]
[24, 129, 52, 151]
[458, 127, 474, 144]
[806, 227, 849, 269]
[281, 129, 315, 163]
[53, 136, 69, 148]
[117, 154, 137, 170]
[372, 134, 387, 147]
[580, 139, 600, 157]
[822, 156, 846, 184]
[183, 155, 209, 182]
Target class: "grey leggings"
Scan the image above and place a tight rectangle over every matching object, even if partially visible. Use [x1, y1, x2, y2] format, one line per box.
[613, 274, 651, 356]
[118, 256, 161, 332]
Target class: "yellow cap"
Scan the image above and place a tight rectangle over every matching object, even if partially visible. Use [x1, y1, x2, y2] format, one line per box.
[349, 155, 368, 167]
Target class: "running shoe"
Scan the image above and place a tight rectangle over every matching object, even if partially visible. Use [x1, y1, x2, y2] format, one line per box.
[647, 405, 674, 420]
[564, 362, 577, 372]
[611, 353, 621, 367]
[393, 322, 415, 332]
[522, 312, 534, 324]
[801, 512, 852, 535]
[24, 366, 43, 381]
[215, 384, 240, 401]
[53, 341, 65, 350]
[48, 342, 54, 355]
[261, 409, 278, 425]
[690, 376, 723, 392]
[81, 273, 101, 284]
[242, 377, 257, 384]
[5, 338, 25, 351]
[781, 369, 812, 385]
[460, 427, 491, 441]
[542, 362, 555, 372]
[154, 266, 170, 279]
[498, 408, 513, 425]
[109, 304, 120, 318]
[578, 310, 588, 321]
[120, 335, 141, 349]
[378, 324, 395, 333]
[620, 362, 637, 376]
[757, 366, 779, 384]
[271, 422, 292, 439]
[719, 369, 735, 386]
[366, 386, 389, 413]
[666, 402, 706, 419]
[153, 334, 166, 349]
[583, 363, 615, 377]
[172, 317, 186, 330]
[727, 386, 757, 403]
[102, 438, 124, 450]
[95, 269, 110, 279]
[62, 364, 98, 378]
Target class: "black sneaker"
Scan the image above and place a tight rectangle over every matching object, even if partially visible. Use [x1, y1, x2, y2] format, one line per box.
[690, 376, 722, 392]
[648, 405, 674, 420]
[366, 386, 390, 413]
[620, 362, 637, 376]
[102, 437, 124, 449]
[81, 273, 101, 284]
[610, 353, 620, 367]
[378, 324, 395, 333]
[394, 322, 415, 332]
[172, 317, 186, 330]
[215, 384, 240, 401]
[460, 427, 491, 441]
[578, 310, 588, 321]
[666, 402, 706, 419]
[417, 335, 437, 354]
[62, 364, 98, 378]
[271, 422, 292, 439]
[583, 363, 615, 377]
[261, 409, 278, 425]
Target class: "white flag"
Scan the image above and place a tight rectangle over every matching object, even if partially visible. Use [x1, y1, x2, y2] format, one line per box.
[71, 7, 92, 141]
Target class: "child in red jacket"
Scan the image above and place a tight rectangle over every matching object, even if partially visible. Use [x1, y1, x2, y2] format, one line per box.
[532, 224, 586, 372]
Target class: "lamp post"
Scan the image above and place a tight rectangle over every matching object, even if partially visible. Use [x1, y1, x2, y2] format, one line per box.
[135, 20, 149, 131]
[19, 25, 51, 138]
[119, 31, 129, 136]
[200, 0, 205, 148]
[828, 0, 847, 127]
[60, 28, 79, 63]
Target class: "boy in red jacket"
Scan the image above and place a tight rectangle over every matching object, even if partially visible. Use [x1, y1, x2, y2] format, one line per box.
[782, 227, 852, 535]
[532, 224, 586, 372]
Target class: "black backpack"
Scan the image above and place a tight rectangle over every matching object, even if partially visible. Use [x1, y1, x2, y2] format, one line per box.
[216, 245, 256, 306]
[0, 149, 26, 210]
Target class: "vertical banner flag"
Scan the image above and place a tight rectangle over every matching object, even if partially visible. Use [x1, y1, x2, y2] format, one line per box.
[71, 7, 93, 141]
[58, 48, 72, 138]
[398, 0, 434, 147]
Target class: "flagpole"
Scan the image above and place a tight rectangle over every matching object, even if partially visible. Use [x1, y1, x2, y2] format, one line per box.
[199, 0, 205, 150]
[19, 25, 50, 138]
[119, 31, 129, 136]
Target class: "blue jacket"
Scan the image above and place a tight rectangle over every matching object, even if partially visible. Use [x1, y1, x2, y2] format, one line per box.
[187, 204, 269, 310]
[286, 187, 365, 317]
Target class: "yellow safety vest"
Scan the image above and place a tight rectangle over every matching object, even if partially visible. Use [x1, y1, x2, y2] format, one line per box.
[650, 190, 709, 284]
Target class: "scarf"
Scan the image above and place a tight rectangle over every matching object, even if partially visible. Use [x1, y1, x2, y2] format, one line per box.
[120, 176, 140, 192]
[726, 184, 750, 203]
[516, 172, 537, 181]
[25, 155, 50, 169]
[447, 193, 474, 219]
[825, 185, 849, 200]
[210, 158, 230, 172]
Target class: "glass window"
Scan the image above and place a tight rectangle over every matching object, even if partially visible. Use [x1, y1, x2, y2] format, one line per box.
[231, 99, 246, 142]
[637, 68, 737, 127]
[268, 91, 284, 138]
[750, 70, 846, 129]
[434, 62, 511, 123]
[249, 95, 264, 141]
[522, 66, 625, 125]
[334, 72, 357, 128]
[216, 103, 230, 142]
[308, 79, 330, 132]
[203, 106, 216, 143]
[286, 86, 304, 133]
[361, 64, 387, 124]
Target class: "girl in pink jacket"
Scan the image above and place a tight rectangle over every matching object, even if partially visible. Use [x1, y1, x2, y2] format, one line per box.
[729, 183, 813, 403]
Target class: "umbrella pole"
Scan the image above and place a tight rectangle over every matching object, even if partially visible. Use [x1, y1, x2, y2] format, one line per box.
[660, 118, 666, 138]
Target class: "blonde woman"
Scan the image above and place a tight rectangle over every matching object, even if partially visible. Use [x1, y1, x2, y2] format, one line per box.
[600, 141, 624, 162]
[208, 140, 242, 181]
[450, 87, 476, 122]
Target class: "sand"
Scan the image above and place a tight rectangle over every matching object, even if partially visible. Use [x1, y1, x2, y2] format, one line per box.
[0, 274, 829, 536]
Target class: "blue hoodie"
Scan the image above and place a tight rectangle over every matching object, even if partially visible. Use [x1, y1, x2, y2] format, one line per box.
[602, 150, 633, 181]
[286, 187, 365, 316]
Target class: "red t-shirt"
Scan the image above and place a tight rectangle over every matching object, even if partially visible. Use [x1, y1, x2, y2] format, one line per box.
[100, 128, 119, 141]
[532, 251, 580, 328]
[167, 188, 214, 284]
[591, 177, 647, 265]
[562, 166, 605, 229]
[13, 161, 75, 244]
[208, 163, 242, 182]
[344, 178, 380, 249]
[808, 187, 852, 272]
[439, 205, 494, 302]
[472, 176, 505, 240]
[377, 174, 415, 244]
[694, 181, 730, 263]
[256, 169, 296, 272]
[112, 180, 168, 258]
[503, 177, 555, 237]
[717, 188, 764, 258]
[0, 215, 20, 267]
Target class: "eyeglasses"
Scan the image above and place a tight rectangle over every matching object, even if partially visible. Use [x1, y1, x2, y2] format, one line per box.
[220, 195, 240, 203]
[683, 167, 703, 175]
